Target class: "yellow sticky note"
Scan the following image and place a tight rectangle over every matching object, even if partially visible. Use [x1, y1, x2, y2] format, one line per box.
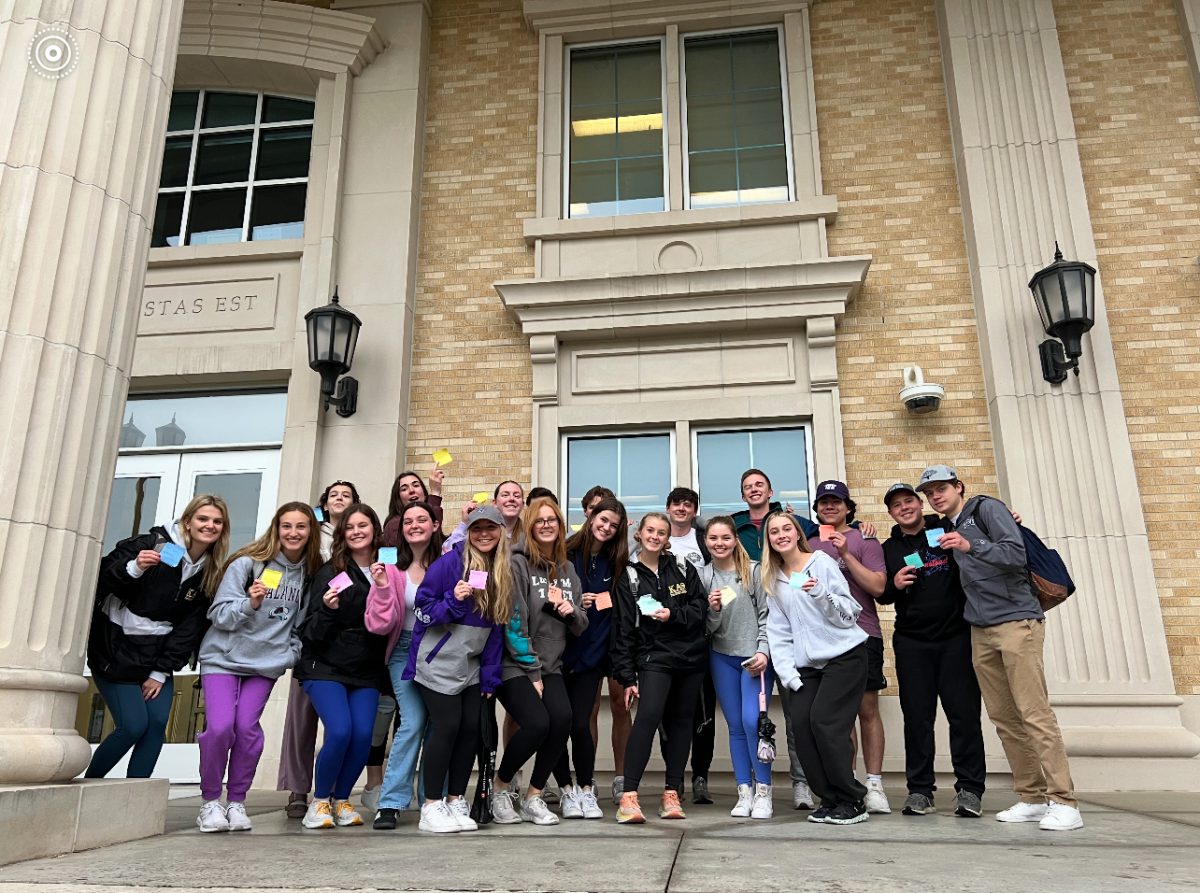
[570, 524, 582, 532]
[472, 491, 490, 504]
[259, 569, 283, 590]
[719, 586, 738, 607]
[432, 448, 453, 467]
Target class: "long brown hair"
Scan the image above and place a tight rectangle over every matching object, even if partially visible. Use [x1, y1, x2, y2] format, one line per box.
[385, 471, 430, 528]
[520, 496, 567, 572]
[760, 510, 812, 595]
[330, 503, 383, 573]
[704, 515, 752, 585]
[224, 501, 323, 578]
[395, 502, 445, 570]
[565, 496, 630, 578]
[463, 524, 513, 625]
[179, 494, 231, 598]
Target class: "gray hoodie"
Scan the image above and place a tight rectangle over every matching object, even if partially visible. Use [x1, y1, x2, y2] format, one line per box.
[950, 495, 1044, 627]
[702, 562, 769, 659]
[503, 546, 588, 683]
[199, 553, 307, 679]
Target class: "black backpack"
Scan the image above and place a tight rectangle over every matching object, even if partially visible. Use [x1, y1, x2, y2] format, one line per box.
[976, 497, 1075, 611]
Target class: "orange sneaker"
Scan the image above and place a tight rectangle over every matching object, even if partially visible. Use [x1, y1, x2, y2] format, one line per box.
[616, 791, 645, 824]
[659, 789, 686, 819]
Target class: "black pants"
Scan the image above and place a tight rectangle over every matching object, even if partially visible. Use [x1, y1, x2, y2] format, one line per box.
[418, 682, 480, 798]
[787, 643, 869, 807]
[893, 632, 986, 797]
[690, 666, 716, 779]
[624, 669, 702, 794]
[497, 674, 571, 790]
[552, 664, 606, 789]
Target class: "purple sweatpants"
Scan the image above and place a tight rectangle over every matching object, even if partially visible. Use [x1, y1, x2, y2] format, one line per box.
[198, 674, 276, 802]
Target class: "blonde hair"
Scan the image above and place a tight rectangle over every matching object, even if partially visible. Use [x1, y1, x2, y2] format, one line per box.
[520, 496, 567, 572]
[179, 494, 231, 598]
[464, 525, 514, 625]
[704, 516, 752, 585]
[635, 512, 672, 550]
[759, 510, 811, 595]
[224, 501, 323, 579]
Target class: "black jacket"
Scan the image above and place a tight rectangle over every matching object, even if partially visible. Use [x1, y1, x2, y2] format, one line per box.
[879, 514, 970, 642]
[295, 562, 388, 690]
[610, 553, 708, 686]
[87, 527, 212, 683]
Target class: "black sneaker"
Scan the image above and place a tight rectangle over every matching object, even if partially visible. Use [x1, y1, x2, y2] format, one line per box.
[372, 808, 399, 830]
[807, 803, 834, 824]
[826, 801, 869, 825]
[692, 776, 713, 804]
[954, 790, 983, 818]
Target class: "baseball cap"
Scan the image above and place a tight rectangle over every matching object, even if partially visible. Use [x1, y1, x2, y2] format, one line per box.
[465, 504, 504, 528]
[916, 465, 958, 493]
[883, 482, 919, 507]
[814, 480, 851, 503]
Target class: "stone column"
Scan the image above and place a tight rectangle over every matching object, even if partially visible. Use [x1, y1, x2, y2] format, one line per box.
[0, 1, 185, 783]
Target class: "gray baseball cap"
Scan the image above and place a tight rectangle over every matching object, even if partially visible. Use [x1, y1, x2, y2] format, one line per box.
[465, 504, 505, 528]
[883, 482, 919, 507]
[916, 464, 958, 493]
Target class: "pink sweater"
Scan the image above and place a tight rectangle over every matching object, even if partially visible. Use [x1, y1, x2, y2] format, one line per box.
[364, 564, 411, 662]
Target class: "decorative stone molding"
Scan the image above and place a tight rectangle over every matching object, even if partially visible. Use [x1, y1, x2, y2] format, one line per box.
[1176, 0, 1200, 103]
[523, 0, 809, 36]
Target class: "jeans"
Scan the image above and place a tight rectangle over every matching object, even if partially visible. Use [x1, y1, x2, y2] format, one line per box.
[302, 680, 380, 800]
[197, 674, 275, 802]
[86, 675, 175, 779]
[710, 651, 774, 786]
[378, 632, 429, 809]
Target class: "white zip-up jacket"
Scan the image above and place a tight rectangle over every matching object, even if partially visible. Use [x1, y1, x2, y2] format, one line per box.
[767, 550, 867, 690]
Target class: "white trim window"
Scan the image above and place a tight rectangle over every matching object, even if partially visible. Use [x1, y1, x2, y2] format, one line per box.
[152, 90, 315, 247]
[563, 431, 674, 529]
[692, 424, 813, 519]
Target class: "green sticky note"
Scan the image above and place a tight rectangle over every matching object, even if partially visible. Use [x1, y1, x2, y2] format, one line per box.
[904, 553, 925, 569]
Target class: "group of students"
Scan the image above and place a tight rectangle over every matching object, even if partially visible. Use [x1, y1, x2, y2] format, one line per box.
[83, 461, 1083, 835]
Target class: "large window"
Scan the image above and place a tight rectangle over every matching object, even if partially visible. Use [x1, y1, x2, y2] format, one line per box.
[564, 433, 672, 529]
[694, 426, 810, 518]
[152, 90, 314, 247]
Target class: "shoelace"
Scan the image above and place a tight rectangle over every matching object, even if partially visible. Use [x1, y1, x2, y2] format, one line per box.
[201, 803, 224, 819]
[581, 791, 599, 809]
[315, 800, 332, 815]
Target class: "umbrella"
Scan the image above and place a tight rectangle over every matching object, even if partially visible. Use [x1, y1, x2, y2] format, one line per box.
[470, 693, 497, 825]
[756, 671, 776, 764]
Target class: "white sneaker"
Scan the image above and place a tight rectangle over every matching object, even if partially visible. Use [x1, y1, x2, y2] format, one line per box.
[750, 783, 773, 820]
[491, 789, 522, 824]
[520, 795, 560, 826]
[447, 797, 478, 831]
[730, 784, 753, 818]
[560, 784, 583, 819]
[418, 799, 461, 833]
[197, 799, 229, 833]
[864, 778, 892, 814]
[996, 801, 1049, 823]
[333, 799, 364, 827]
[611, 775, 624, 806]
[361, 785, 380, 813]
[225, 801, 252, 832]
[792, 780, 814, 810]
[1038, 802, 1084, 831]
[302, 797, 334, 830]
[579, 786, 604, 819]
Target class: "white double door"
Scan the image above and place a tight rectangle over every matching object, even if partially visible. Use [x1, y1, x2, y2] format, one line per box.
[83, 448, 281, 781]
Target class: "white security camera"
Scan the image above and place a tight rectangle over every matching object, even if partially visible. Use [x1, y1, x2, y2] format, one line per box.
[900, 365, 944, 414]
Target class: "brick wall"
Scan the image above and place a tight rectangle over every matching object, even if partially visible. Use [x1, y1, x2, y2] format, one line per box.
[1055, 0, 1200, 694]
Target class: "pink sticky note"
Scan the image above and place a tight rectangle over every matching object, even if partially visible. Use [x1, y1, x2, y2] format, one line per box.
[328, 572, 352, 593]
[547, 585, 564, 604]
[594, 591, 612, 611]
[819, 525, 835, 542]
[468, 569, 488, 589]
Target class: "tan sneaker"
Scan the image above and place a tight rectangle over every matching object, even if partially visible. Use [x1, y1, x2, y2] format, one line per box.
[659, 789, 686, 819]
[616, 791, 645, 824]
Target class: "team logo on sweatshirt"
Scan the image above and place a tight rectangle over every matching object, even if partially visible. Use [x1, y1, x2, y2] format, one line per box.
[268, 605, 292, 621]
[667, 582, 687, 598]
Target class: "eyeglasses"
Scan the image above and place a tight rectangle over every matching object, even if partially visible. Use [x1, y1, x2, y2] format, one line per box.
[534, 518, 560, 528]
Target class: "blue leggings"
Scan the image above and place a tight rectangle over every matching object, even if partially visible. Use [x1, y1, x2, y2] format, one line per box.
[86, 676, 175, 779]
[303, 680, 380, 800]
[710, 651, 774, 786]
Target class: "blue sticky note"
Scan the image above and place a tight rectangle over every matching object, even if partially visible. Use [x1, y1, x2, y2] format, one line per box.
[313, 506, 324, 522]
[925, 529, 943, 548]
[637, 594, 663, 616]
[789, 571, 808, 588]
[904, 552, 925, 569]
[379, 547, 398, 566]
[159, 542, 185, 567]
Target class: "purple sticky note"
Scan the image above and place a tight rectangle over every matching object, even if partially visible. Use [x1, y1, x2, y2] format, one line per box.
[468, 569, 488, 589]
[159, 543, 185, 567]
[328, 571, 352, 593]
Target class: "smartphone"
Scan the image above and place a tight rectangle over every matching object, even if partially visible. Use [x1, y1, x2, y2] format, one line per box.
[741, 656, 757, 668]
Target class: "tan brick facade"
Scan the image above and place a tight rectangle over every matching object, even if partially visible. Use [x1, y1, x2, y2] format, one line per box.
[1055, 0, 1200, 695]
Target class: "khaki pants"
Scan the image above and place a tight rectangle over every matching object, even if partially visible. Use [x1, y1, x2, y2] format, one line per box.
[971, 619, 1076, 807]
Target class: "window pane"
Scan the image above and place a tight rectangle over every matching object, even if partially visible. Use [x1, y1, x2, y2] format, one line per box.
[255, 126, 312, 181]
[186, 188, 245, 245]
[732, 33, 782, 90]
[616, 44, 662, 101]
[686, 95, 735, 152]
[122, 392, 287, 449]
[738, 146, 789, 201]
[684, 37, 732, 96]
[160, 136, 192, 188]
[261, 95, 314, 123]
[194, 132, 253, 185]
[570, 49, 615, 107]
[696, 427, 809, 519]
[151, 193, 184, 248]
[570, 112, 618, 163]
[735, 92, 786, 147]
[194, 472, 262, 551]
[688, 150, 738, 207]
[569, 159, 617, 217]
[103, 476, 162, 553]
[167, 91, 199, 132]
[250, 184, 306, 241]
[565, 434, 671, 531]
[617, 156, 664, 211]
[202, 92, 257, 128]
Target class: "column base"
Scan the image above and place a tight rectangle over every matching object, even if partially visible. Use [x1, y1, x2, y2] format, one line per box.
[0, 778, 167, 866]
[0, 668, 93, 783]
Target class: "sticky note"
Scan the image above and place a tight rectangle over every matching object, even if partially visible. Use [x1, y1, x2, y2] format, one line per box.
[472, 492, 490, 504]
[328, 571, 352, 593]
[570, 524, 582, 532]
[637, 594, 663, 616]
[159, 542, 185, 567]
[594, 591, 612, 611]
[259, 569, 283, 590]
[313, 506, 324, 522]
[819, 525, 835, 542]
[432, 448, 453, 467]
[379, 547, 398, 566]
[468, 569, 488, 589]
[904, 553, 925, 569]
[925, 529, 943, 548]
[719, 586, 738, 607]
[547, 585, 564, 604]
[789, 571, 808, 589]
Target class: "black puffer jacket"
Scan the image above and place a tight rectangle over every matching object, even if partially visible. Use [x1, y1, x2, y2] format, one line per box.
[295, 562, 388, 690]
[87, 527, 212, 683]
[610, 553, 708, 687]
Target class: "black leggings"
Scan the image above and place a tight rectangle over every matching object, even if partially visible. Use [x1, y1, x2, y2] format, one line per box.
[623, 669, 702, 794]
[552, 665, 607, 789]
[497, 674, 570, 790]
[418, 683, 481, 798]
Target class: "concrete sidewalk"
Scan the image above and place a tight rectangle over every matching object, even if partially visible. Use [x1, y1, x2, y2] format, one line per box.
[1, 780, 1197, 893]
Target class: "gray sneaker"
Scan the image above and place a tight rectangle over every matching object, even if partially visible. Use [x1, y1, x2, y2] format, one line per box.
[491, 789, 522, 824]
[520, 795, 560, 826]
[902, 792, 936, 815]
[542, 783, 561, 804]
[611, 775, 624, 806]
[955, 790, 983, 818]
[691, 776, 713, 804]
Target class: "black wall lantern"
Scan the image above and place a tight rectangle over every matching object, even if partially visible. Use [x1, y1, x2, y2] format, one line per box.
[304, 288, 361, 417]
[1028, 242, 1096, 384]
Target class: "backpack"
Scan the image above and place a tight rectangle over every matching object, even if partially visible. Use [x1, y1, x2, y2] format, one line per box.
[975, 497, 1075, 611]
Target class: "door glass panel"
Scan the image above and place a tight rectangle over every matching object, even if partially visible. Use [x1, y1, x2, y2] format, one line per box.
[121, 392, 286, 448]
[193, 472, 263, 551]
[102, 476, 163, 553]
[695, 427, 810, 519]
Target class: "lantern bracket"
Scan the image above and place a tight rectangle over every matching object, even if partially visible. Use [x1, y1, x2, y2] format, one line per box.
[1039, 339, 1075, 384]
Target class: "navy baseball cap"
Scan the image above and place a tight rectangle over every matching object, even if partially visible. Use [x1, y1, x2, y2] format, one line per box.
[814, 480, 851, 503]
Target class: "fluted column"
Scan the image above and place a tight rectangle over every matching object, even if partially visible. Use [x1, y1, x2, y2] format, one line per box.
[0, 0, 185, 783]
